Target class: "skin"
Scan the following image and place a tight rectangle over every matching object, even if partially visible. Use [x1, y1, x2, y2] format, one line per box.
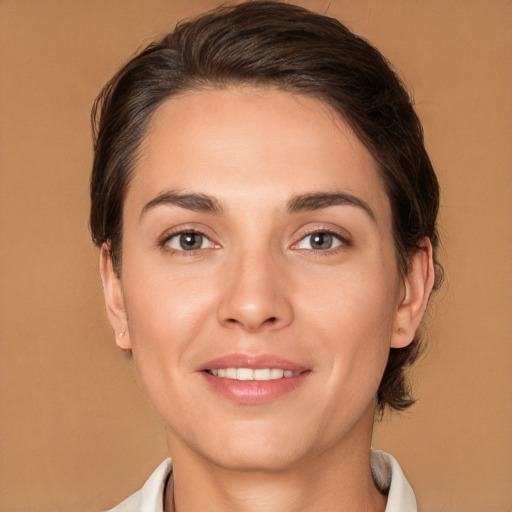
[100, 87, 434, 511]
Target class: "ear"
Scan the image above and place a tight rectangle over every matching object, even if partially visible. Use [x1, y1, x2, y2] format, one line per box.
[99, 243, 131, 350]
[391, 238, 435, 348]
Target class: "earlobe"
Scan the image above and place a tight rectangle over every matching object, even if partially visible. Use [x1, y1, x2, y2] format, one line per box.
[99, 243, 131, 350]
[391, 238, 435, 348]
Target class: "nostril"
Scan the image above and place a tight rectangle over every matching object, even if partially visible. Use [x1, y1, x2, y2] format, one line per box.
[225, 316, 278, 328]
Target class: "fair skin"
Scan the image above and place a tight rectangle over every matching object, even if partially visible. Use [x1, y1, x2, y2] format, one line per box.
[100, 87, 434, 512]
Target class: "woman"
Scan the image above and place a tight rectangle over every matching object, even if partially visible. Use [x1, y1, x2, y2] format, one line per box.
[90, 2, 441, 511]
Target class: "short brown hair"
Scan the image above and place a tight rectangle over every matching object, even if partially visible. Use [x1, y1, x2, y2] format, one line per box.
[90, 1, 442, 413]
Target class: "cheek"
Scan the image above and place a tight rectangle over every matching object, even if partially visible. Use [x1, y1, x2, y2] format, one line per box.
[119, 263, 219, 424]
[120, 255, 220, 382]
[123, 260, 216, 342]
[298, 259, 399, 385]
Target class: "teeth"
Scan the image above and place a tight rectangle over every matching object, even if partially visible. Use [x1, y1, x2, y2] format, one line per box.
[254, 368, 270, 380]
[269, 368, 284, 379]
[208, 368, 298, 381]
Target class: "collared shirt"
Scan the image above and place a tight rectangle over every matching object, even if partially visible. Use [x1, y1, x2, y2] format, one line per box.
[106, 450, 417, 512]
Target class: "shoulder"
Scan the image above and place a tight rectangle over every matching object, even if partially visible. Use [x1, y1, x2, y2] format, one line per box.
[371, 450, 418, 512]
[105, 459, 173, 512]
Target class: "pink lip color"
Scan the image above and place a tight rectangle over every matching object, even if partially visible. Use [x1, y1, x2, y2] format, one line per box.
[199, 353, 310, 405]
[200, 353, 307, 372]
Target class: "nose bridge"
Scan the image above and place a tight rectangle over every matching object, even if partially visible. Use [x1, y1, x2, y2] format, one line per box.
[217, 241, 293, 332]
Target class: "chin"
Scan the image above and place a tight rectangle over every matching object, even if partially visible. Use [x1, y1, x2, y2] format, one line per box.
[194, 419, 318, 473]
[206, 445, 304, 474]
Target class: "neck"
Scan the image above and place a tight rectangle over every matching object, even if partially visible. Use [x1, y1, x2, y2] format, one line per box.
[165, 406, 386, 512]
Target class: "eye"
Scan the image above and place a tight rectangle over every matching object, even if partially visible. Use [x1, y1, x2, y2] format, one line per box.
[293, 231, 345, 251]
[164, 231, 217, 251]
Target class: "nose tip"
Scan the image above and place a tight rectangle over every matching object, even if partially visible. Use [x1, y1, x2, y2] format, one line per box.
[217, 259, 293, 333]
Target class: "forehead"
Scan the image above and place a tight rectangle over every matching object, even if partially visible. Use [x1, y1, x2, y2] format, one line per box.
[127, 86, 390, 223]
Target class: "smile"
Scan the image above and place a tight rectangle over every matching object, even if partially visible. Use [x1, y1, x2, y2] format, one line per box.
[206, 368, 300, 380]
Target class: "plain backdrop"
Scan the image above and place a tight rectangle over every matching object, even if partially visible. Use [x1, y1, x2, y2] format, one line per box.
[0, 1, 511, 511]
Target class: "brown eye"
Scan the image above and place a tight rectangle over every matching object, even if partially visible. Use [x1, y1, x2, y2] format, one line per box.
[165, 231, 216, 251]
[294, 231, 344, 251]
[179, 233, 204, 250]
[310, 232, 334, 250]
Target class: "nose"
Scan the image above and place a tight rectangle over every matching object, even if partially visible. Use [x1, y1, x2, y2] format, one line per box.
[217, 250, 294, 333]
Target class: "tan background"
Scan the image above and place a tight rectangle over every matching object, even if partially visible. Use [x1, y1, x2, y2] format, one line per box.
[0, 1, 510, 511]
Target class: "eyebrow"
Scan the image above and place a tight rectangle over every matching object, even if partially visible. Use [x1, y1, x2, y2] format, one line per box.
[140, 190, 375, 222]
[141, 190, 224, 217]
[287, 192, 376, 222]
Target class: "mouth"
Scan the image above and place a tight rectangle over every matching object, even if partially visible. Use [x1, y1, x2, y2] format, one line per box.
[205, 368, 302, 380]
[200, 354, 310, 404]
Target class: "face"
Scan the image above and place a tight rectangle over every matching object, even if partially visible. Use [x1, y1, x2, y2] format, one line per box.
[102, 87, 427, 472]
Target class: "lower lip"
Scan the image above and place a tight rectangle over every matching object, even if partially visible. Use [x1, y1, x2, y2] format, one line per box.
[201, 371, 310, 404]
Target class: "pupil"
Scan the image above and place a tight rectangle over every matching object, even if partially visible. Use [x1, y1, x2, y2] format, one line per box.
[180, 233, 202, 250]
[311, 233, 332, 250]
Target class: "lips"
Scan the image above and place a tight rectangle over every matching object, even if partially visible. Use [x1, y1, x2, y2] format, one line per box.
[200, 353, 307, 372]
[199, 353, 310, 404]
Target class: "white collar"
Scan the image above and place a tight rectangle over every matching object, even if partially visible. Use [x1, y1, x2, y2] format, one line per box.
[371, 450, 417, 511]
[107, 450, 416, 511]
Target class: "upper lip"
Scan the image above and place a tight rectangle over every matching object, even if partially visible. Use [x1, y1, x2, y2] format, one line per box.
[199, 353, 308, 372]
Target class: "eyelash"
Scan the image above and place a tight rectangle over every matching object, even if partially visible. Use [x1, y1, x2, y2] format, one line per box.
[159, 227, 350, 255]
[160, 228, 219, 254]
[291, 228, 350, 254]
